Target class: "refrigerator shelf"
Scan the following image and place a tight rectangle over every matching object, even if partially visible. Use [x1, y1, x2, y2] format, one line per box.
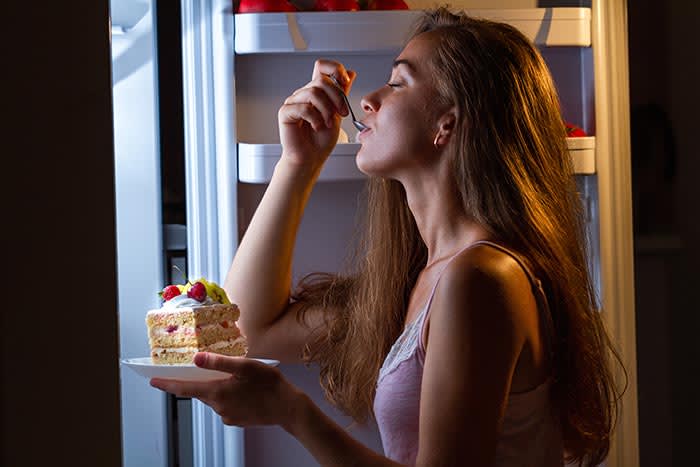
[238, 136, 596, 183]
[238, 142, 364, 183]
[569, 135, 595, 174]
[234, 8, 591, 54]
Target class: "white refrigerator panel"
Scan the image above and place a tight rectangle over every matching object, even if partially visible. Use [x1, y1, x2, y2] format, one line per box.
[111, 1, 168, 466]
[238, 181, 386, 466]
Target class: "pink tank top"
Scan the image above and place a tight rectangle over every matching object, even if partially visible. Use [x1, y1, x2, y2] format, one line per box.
[373, 241, 564, 466]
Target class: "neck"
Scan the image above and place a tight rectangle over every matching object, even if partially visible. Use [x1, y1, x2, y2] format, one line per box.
[399, 169, 492, 268]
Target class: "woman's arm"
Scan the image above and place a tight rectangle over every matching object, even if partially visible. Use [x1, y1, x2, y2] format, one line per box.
[415, 246, 538, 466]
[151, 353, 402, 466]
[284, 392, 402, 467]
[224, 159, 324, 361]
[223, 61, 355, 362]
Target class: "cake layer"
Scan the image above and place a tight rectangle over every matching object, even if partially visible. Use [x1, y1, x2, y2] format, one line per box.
[149, 321, 241, 347]
[151, 337, 248, 364]
[147, 303, 240, 328]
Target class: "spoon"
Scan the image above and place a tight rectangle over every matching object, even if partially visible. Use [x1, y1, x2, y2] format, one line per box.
[327, 74, 368, 132]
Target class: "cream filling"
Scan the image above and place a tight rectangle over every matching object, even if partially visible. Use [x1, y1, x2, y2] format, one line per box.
[152, 336, 246, 355]
[152, 321, 236, 336]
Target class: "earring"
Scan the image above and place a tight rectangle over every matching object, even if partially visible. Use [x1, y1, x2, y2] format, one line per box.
[433, 133, 440, 149]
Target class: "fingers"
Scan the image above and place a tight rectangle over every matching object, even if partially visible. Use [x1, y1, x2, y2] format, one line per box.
[150, 378, 216, 398]
[194, 352, 248, 373]
[347, 69, 357, 88]
[279, 60, 357, 132]
[311, 59, 352, 88]
[311, 60, 357, 115]
[283, 85, 339, 130]
[150, 379, 232, 424]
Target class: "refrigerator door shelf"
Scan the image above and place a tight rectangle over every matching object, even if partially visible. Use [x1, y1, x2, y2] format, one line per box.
[569, 135, 596, 175]
[234, 8, 591, 55]
[238, 137, 595, 183]
[238, 142, 364, 183]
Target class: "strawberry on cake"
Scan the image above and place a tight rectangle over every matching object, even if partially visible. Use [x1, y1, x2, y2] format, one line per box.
[146, 278, 247, 364]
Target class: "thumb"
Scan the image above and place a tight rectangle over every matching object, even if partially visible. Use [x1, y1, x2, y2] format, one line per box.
[193, 352, 245, 373]
[346, 69, 357, 89]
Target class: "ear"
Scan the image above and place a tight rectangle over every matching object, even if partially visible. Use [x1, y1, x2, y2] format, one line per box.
[434, 107, 457, 148]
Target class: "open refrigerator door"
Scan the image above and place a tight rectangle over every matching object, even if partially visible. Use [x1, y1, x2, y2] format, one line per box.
[111, 0, 168, 466]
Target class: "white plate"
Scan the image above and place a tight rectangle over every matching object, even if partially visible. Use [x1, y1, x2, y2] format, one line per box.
[121, 357, 280, 381]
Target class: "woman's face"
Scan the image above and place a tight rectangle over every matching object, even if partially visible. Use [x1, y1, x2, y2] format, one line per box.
[355, 32, 448, 178]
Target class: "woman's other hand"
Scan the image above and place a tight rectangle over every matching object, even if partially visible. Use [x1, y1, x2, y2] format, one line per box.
[150, 352, 302, 427]
[278, 59, 356, 171]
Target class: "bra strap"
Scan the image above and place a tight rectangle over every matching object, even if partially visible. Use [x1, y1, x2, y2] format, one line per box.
[418, 240, 556, 365]
[468, 241, 556, 363]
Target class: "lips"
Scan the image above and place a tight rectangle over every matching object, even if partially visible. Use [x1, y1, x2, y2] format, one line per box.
[356, 127, 371, 142]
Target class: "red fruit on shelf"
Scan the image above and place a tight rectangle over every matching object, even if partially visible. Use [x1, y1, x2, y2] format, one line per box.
[367, 0, 408, 10]
[161, 285, 181, 301]
[315, 0, 360, 11]
[237, 0, 297, 13]
[565, 122, 587, 137]
[187, 282, 207, 302]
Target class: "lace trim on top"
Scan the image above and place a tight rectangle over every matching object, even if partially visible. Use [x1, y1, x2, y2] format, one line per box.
[377, 305, 428, 384]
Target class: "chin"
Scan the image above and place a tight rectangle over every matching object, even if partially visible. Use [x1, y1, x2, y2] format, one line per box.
[356, 153, 382, 178]
[356, 147, 394, 178]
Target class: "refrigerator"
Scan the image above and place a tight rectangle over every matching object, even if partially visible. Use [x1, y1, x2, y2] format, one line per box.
[111, 1, 638, 466]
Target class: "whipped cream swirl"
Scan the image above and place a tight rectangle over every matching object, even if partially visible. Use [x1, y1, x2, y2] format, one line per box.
[162, 294, 216, 309]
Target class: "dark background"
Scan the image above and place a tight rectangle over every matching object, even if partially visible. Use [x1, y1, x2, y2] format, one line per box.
[628, 1, 700, 466]
[3, 2, 121, 467]
[2, 1, 698, 466]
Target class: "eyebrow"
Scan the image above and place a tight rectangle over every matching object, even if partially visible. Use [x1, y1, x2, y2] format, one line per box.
[392, 59, 416, 74]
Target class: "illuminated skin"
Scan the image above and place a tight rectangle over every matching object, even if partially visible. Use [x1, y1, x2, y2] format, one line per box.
[152, 31, 549, 467]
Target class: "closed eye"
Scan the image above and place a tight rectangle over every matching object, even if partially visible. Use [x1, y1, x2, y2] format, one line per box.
[386, 82, 401, 88]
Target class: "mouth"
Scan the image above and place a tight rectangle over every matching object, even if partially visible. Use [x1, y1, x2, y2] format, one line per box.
[356, 126, 371, 143]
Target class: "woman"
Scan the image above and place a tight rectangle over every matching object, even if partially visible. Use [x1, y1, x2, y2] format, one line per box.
[151, 7, 624, 466]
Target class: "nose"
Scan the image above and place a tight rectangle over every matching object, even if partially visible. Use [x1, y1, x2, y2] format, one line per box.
[361, 88, 382, 114]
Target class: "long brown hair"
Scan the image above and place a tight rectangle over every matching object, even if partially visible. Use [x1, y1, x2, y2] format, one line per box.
[294, 7, 625, 466]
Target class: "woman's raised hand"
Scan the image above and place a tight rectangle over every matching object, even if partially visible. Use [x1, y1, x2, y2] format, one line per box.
[278, 60, 356, 172]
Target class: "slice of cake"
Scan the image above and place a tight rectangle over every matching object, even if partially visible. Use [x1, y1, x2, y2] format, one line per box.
[146, 278, 247, 364]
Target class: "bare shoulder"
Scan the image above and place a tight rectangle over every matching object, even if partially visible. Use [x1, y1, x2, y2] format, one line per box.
[417, 245, 541, 465]
[440, 244, 533, 304]
[427, 244, 535, 344]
